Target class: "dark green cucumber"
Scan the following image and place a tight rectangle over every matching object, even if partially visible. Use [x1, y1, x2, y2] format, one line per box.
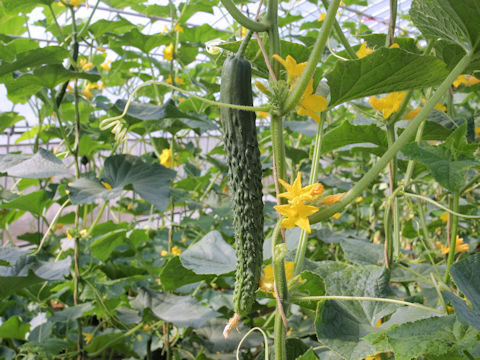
[220, 55, 264, 316]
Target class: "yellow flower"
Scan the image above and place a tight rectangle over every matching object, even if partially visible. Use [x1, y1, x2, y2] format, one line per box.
[174, 23, 184, 33]
[163, 43, 174, 61]
[240, 26, 247, 38]
[69, 0, 84, 7]
[161, 25, 169, 34]
[355, 196, 363, 203]
[404, 107, 421, 120]
[332, 212, 341, 219]
[296, 79, 328, 123]
[82, 83, 94, 99]
[356, 42, 374, 58]
[434, 103, 446, 112]
[318, 13, 326, 21]
[274, 200, 319, 233]
[453, 74, 480, 88]
[66, 230, 73, 239]
[102, 181, 112, 190]
[96, 46, 106, 52]
[255, 81, 269, 95]
[278, 172, 323, 202]
[322, 193, 345, 205]
[161, 250, 168, 256]
[165, 75, 185, 85]
[365, 355, 382, 360]
[272, 54, 307, 83]
[100, 60, 112, 71]
[369, 91, 406, 119]
[390, 43, 400, 48]
[257, 111, 269, 119]
[436, 236, 470, 255]
[440, 212, 449, 223]
[160, 148, 173, 168]
[259, 261, 295, 293]
[83, 332, 93, 344]
[171, 246, 182, 256]
[79, 58, 93, 71]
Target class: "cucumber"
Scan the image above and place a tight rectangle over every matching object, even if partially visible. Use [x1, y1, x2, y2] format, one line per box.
[220, 55, 264, 316]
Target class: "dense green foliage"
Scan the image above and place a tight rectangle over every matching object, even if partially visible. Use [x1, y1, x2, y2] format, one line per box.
[0, 0, 479, 359]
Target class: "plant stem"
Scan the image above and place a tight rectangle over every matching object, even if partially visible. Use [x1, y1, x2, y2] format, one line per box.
[444, 191, 459, 284]
[220, 0, 268, 32]
[385, 0, 397, 47]
[320, 0, 356, 59]
[236, 30, 253, 57]
[293, 113, 325, 276]
[309, 51, 474, 223]
[282, 0, 340, 115]
[271, 221, 287, 360]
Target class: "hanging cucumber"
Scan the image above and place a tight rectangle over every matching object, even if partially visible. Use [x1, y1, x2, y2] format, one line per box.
[220, 55, 264, 318]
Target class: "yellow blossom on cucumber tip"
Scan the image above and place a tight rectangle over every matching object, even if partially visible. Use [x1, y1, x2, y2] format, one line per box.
[163, 43, 174, 61]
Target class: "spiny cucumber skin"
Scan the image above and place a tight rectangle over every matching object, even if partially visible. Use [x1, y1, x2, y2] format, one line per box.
[220, 56, 264, 316]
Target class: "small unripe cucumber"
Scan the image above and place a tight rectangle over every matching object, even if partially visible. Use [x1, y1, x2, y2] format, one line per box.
[220, 55, 264, 316]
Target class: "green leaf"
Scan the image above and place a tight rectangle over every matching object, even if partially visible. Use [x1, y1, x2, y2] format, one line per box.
[442, 291, 480, 330]
[51, 303, 95, 322]
[450, 253, 480, 312]
[313, 263, 398, 359]
[90, 229, 128, 262]
[326, 48, 449, 107]
[0, 112, 24, 133]
[410, 0, 480, 52]
[0, 148, 69, 178]
[160, 256, 211, 291]
[321, 120, 387, 155]
[1, 190, 51, 216]
[150, 292, 220, 328]
[0, 46, 69, 77]
[401, 142, 480, 192]
[340, 238, 384, 265]
[180, 231, 236, 275]
[114, 99, 217, 134]
[69, 154, 175, 211]
[178, 0, 217, 23]
[88, 17, 136, 38]
[295, 348, 319, 360]
[3, 0, 54, 13]
[364, 315, 478, 360]
[0, 248, 71, 298]
[0, 316, 30, 340]
[117, 28, 167, 53]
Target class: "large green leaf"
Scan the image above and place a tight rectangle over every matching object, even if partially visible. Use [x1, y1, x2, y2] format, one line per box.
[0, 316, 30, 340]
[321, 120, 387, 155]
[88, 17, 136, 38]
[0, 248, 71, 298]
[180, 231, 236, 275]
[364, 315, 478, 360]
[410, 0, 480, 52]
[68, 154, 175, 211]
[442, 291, 480, 330]
[312, 262, 398, 359]
[0, 46, 69, 77]
[3, 0, 54, 13]
[159, 256, 211, 291]
[116, 28, 167, 53]
[114, 99, 217, 134]
[134, 290, 219, 329]
[0, 148, 69, 178]
[1, 190, 51, 216]
[401, 137, 480, 192]
[450, 253, 480, 312]
[326, 48, 449, 107]
[90, 229, 128, 262]
[0, 112, 24, 133]
[340, 238, 384, 265]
